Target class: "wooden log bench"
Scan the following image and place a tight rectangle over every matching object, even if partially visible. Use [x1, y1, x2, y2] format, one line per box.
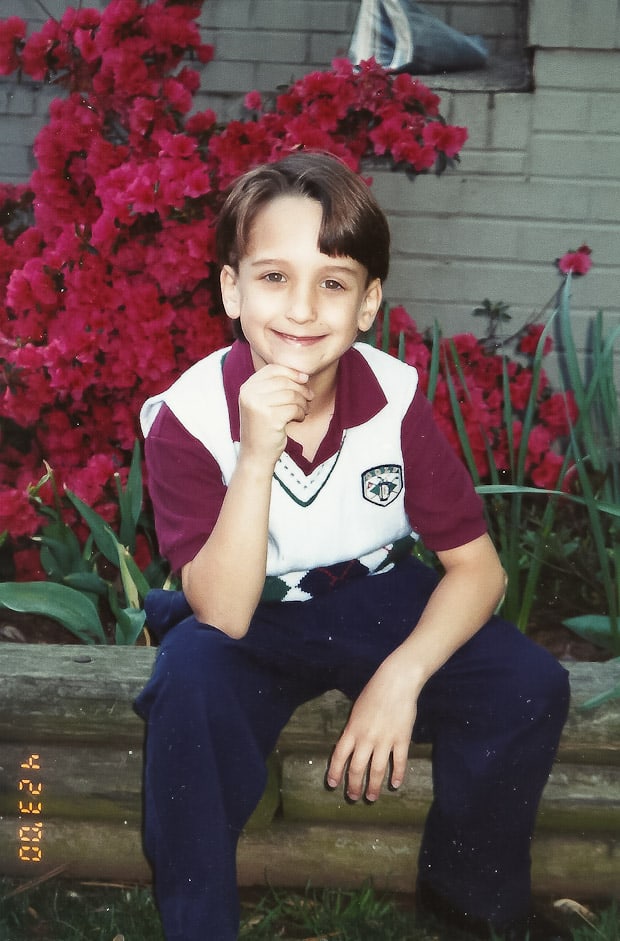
[0, 645, 618, 898]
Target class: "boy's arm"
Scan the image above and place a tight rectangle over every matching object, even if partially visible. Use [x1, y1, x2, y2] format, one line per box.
[181, 364, 312, 638]
[326, 532, 506, 802]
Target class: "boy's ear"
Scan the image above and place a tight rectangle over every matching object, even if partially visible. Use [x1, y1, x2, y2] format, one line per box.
[358, 278, 382, 332]
[220, 265, 241, 320]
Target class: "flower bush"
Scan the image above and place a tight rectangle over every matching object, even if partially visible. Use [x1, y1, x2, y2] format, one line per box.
[373, 301, 578, 489]
[0, 0, 474, 581]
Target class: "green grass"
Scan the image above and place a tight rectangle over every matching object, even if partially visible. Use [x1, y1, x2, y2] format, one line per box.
[0, 877, 617, 940]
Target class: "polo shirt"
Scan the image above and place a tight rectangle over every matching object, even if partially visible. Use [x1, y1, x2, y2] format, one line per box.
[143, 340, 486, 581]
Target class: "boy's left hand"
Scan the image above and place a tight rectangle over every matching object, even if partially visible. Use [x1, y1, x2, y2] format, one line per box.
[325, 653, 419, 802]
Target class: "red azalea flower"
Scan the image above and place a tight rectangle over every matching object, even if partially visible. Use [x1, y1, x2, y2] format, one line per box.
[12, 547, 47, 582]
[186, 109, 217, 136]
[20, 29, 55, 80]
[391, 137, 436, 171]
[196, 42, 214, 65]
[557, 244, 592, 276]
[163, 77, 193, 114]
[508, 369, 535, 411]
[518, 323, 553, 357]
[69, 453, 117, 508]
[0, 16, 27, 75]
[531, 450, 564, 489]
[0, 488, 40, 539]
[422, 122, 468, 158]
[406, 78, 441, 115]
[526, 424, 553, 462]
[60, 7, 101, 32]
[538, 391, 578, 437]
[244, 90, 262, 111]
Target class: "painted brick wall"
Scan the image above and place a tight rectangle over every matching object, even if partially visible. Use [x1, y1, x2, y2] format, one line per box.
[1, 0, 618, 381]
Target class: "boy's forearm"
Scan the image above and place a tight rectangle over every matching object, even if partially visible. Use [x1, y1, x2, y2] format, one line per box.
[394, 535, 507, 691]
[182, 455, 274, 638]
[328, 536, 506, 802]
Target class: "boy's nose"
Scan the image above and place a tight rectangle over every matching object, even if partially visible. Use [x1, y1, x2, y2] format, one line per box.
[286, 286, 317, 323]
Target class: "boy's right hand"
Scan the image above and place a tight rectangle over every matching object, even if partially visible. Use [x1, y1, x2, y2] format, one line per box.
[238, 364, 313, 466]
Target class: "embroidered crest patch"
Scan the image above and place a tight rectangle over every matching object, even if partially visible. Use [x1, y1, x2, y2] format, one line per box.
[361, 464, 403, 507]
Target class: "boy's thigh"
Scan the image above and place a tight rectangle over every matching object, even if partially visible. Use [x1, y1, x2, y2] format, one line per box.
[139, 615, 323, 753]
[413, 615, 569, 741]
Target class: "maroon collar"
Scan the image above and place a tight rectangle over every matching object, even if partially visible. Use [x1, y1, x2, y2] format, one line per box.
[222, 340, 387, 471]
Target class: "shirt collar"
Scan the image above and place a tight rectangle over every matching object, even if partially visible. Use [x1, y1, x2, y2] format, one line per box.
[223, 340, 387, 463]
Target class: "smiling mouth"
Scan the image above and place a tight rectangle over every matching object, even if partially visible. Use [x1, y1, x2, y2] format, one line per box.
[276, 332, 325, 344]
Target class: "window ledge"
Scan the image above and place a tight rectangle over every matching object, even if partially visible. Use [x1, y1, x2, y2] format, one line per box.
[422, 53, 531, 94]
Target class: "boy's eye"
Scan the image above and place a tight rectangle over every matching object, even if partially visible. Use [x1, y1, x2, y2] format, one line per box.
[322, 279, 344, 291]
[263, 272, 285, 283]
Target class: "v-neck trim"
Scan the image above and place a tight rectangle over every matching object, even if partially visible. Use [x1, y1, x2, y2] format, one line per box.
[222, 341, 387, 474]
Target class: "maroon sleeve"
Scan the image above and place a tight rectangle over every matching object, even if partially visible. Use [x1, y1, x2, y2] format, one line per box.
[144, 404, 227, 572]
[402, 389, 487, 551]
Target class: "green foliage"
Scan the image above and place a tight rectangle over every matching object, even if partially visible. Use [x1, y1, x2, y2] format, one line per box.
[0, 879, 616, 940]
[0, 442, 173, 644]
[0, 878, 164, 941]
[439, 275, 619, 655]
[472, 297, 512, 339]
[554, 286, 620, 655]
[0, 581, 106, 644]
[570, 902, 619, 941]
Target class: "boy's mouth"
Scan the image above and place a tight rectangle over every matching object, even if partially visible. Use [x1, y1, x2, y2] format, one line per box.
[275, 331, 325, 345]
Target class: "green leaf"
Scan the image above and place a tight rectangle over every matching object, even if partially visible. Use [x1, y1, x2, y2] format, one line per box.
[115, 441, 143, 553]
[0, 581, 106, 645]
[63, 571, 108, 596]
[477, 484, 620, 518]
[114, 606, 146, 646]
[117, 545, 150, 602]
[127, 440, 144, 531]
[580, 681, 620, 710]
[562, 615, 619, 654]
[36, 520, 85, 577]
[64, 489, 121, 565]
[425, 321, 441, 402]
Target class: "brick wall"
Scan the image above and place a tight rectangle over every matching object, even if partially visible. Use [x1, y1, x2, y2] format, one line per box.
[1, 0, 619, 380]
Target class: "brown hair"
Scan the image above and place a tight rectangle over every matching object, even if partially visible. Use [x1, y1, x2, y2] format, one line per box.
[215, 151, 390, 284]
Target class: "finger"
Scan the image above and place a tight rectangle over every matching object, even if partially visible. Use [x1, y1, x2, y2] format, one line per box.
[390, 741, 409, 791]
[326, 737, 352, 790]
[258, 364, 312, 393]
[251, 385, 313, 419]
[345, 745, 374, 802]
[243, 387, 311, 427]
[267, 364, 310, 383]
[365, 748, 391, 802]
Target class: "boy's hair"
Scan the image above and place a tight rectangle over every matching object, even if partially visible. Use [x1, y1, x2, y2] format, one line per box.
[215, 151, 390, 284]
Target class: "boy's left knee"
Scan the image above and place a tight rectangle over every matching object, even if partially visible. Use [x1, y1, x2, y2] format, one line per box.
[512, 646, 570, 738]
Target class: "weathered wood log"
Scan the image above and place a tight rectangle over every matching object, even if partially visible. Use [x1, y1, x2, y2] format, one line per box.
[0, 741, 144, 824]
[0, 645, 155, 744]
[239, 824, 620, 898]
[1, 647, 618, 755]
[280, 755, 620, 833]
[0, 818, 617, 898]
[0, 644, 618, 896]
[0, 742, 280, 829]
[0, 818, 150, 882]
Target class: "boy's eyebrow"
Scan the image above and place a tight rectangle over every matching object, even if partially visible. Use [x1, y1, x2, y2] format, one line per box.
[248, 256, 359, 274]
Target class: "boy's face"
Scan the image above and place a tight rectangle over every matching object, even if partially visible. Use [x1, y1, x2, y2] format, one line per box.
[220, 195, 382, 391]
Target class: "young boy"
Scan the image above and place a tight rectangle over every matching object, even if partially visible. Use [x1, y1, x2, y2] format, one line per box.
[136, 152, 570, 941]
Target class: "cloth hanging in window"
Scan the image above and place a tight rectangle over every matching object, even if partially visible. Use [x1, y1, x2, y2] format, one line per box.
[348, 0, 488, 73]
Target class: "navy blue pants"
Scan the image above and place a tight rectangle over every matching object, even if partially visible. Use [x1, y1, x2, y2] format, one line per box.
[135, 557, 570, 941]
